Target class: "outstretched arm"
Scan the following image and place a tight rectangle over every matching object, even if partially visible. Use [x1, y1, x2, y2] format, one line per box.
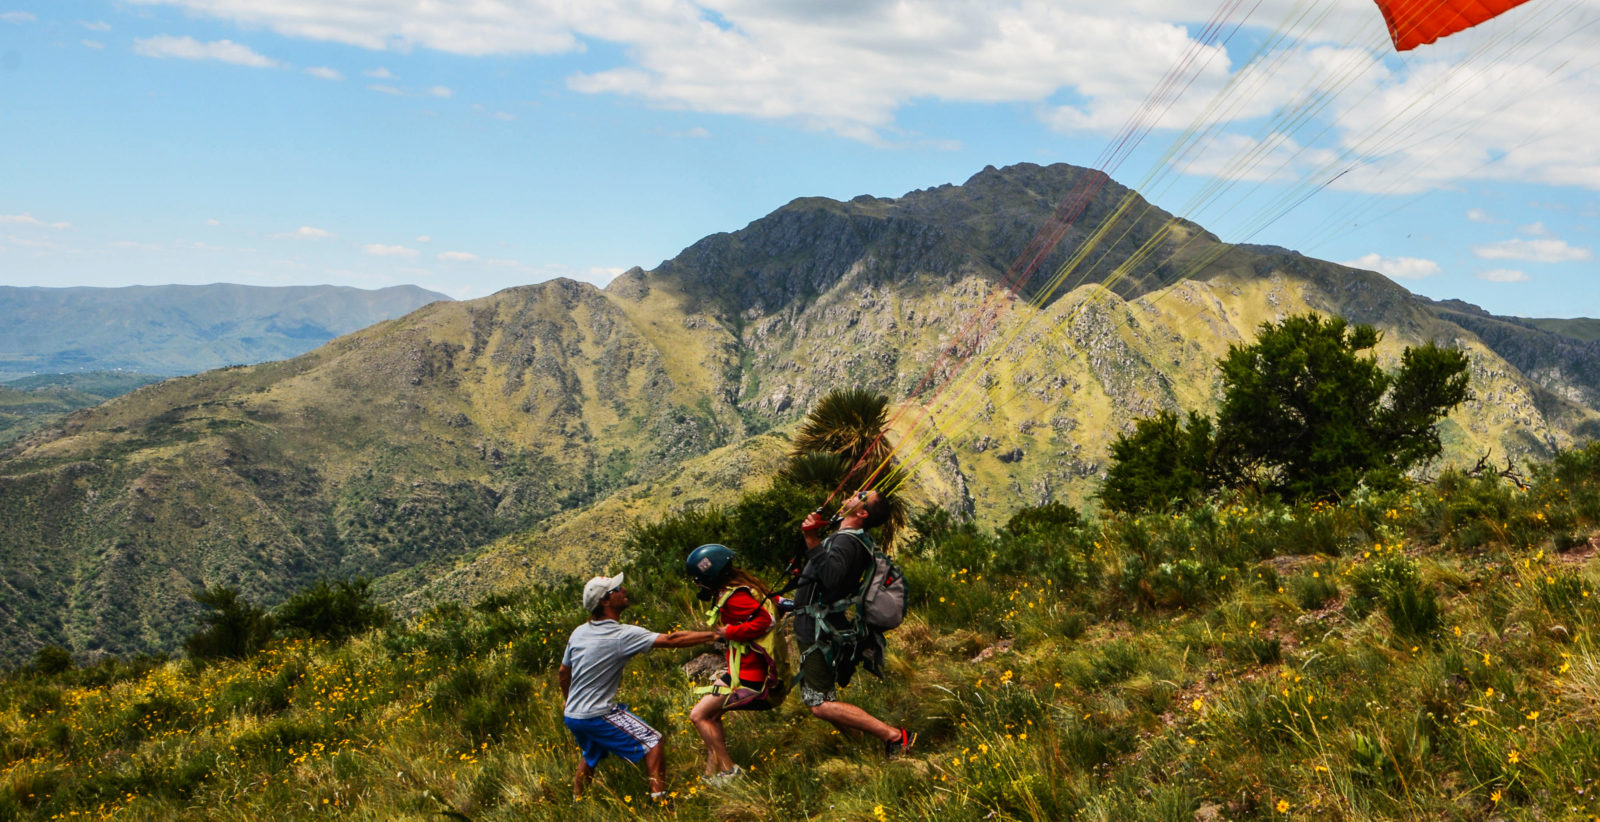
[652, 630, 717, 649]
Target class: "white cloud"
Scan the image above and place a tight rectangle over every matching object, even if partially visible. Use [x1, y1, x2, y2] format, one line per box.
[365, 82, 456, 98]
[126, 0, 582, 55]
[1, 234, 64, 250]
[415, 235, 431, 243]
[363, 66, 393, 79]
[1471, 238, 1593, 263]
[492, 111, 517, 121]
[1477, 268, 1529, 283]
[205, 218, 221, 226]
[1519, 221, 1551, 236]
[110, 0, 1600, 192]
[1344, 252, 1442, 280]
[0, 213, 71, 230]
[110, 1, 1287, 141]
[364, 243, 419, 257]
[82, 40, 105, 50]
[0, 11, 35, 23]
[438, 251, 480, 262]
[81, 20, 111, 31]
[133, 36, 282, 68]
[304, 66, 343, 80]
[1467, 209, 1497, 223]
[271, 226, 334, 239]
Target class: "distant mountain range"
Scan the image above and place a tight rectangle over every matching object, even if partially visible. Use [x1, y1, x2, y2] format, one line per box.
[0, 283, 451, 381]
[1, 163, 1597, 664]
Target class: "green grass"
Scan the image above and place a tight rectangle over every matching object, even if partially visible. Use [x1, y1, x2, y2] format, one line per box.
[0, 372, 162, 446]
[2, 443, 1600, 819]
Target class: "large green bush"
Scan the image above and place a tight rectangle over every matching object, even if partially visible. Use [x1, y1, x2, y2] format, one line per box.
[182, 586, 275, 661]
[274, 578, 390, 643]
[1103, 313, 1470, 511]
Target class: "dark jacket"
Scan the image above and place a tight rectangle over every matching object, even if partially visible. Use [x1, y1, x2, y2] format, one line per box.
[793, 528, 871, 648]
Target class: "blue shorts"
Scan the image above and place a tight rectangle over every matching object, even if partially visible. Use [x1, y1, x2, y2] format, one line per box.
[564, 704, 662, 767]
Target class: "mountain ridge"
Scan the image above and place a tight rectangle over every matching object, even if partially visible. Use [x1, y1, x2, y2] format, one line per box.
[0, 283, 451, 381]
[1, 162, 1597, 663]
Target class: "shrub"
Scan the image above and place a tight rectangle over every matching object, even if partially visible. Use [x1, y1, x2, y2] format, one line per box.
[1121, 556, 1232, 609]
[31, 646, 73, 675]
[274, 578, 390, 643]
[1346, 553, 1421, 617]
[1003, 501, 1084, 537]
[1100, 410, 1218, 513]
[183, 586, 275, 661]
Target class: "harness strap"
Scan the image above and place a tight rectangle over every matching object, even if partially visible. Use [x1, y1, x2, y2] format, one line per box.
[704, 585, 781, 708]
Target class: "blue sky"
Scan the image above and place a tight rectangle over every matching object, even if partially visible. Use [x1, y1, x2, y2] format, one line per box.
[2, 0, 1597, 317]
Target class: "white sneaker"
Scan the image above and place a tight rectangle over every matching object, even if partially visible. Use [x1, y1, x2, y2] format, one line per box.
[702, 764, 743, 787]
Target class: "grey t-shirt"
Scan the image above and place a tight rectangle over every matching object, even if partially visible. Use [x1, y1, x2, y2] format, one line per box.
[561, 619, 660, 719]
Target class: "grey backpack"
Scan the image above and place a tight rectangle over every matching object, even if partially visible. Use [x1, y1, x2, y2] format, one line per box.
[842, 533, 907, 631]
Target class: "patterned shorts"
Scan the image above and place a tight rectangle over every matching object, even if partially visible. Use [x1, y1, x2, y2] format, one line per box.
[564, 704, 662, 767]
[799, 650, 838, 707]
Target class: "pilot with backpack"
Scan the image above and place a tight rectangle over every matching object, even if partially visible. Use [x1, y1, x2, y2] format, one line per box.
[684, 543, 790, 785]
[794, 488, 913, 756]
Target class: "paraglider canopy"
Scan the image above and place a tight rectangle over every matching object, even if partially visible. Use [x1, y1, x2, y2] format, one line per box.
[1373, 0, 1534, 50]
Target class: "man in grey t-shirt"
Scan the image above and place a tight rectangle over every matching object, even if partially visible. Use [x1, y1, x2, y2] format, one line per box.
[559, 572, 714, 801]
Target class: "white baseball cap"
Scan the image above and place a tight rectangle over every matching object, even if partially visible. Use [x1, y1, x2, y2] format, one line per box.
[582, 573, 625, 613]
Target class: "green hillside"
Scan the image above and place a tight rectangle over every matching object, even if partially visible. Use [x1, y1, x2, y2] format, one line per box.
[1525, 317, 1600, 343]
[1, 163, 1598, 667]
[2, 443, 1597, 821]
[0, 372, 162, 446]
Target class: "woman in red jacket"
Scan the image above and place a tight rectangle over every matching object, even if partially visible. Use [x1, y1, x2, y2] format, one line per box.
[685, 544, 785, 785]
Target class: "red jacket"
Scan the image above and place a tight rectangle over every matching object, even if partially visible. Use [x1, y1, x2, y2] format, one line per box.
[718, 588, 774, 684]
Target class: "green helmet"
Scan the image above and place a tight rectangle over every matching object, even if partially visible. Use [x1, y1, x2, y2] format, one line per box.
[685, 543, 735, 590]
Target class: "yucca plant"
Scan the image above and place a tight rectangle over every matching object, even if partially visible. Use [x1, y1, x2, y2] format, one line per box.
[789, 387, 895, 472]
[777, 450, 851, 491]
[788, 388, 908, 546]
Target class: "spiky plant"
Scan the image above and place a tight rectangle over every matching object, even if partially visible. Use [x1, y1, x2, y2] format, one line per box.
[778, 451, 851, 491]
[789, 389, 908, 547]
[789, 388, 895, 477]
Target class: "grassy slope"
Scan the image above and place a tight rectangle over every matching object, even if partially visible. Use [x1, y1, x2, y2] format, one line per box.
[0, 285, 741, 662]
[1526, 318, 1600, 344]
[0, 373, 162, 446]
[2, 445, 1598, 821]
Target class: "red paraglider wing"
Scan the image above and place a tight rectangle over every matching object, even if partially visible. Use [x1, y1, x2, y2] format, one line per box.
[1373, 0, 1534, 50]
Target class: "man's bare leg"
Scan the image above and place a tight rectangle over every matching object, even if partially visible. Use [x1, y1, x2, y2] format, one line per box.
[810, 700, 899, 742]
[643, 742, 668, 795]
[573, 757, 595, 798]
